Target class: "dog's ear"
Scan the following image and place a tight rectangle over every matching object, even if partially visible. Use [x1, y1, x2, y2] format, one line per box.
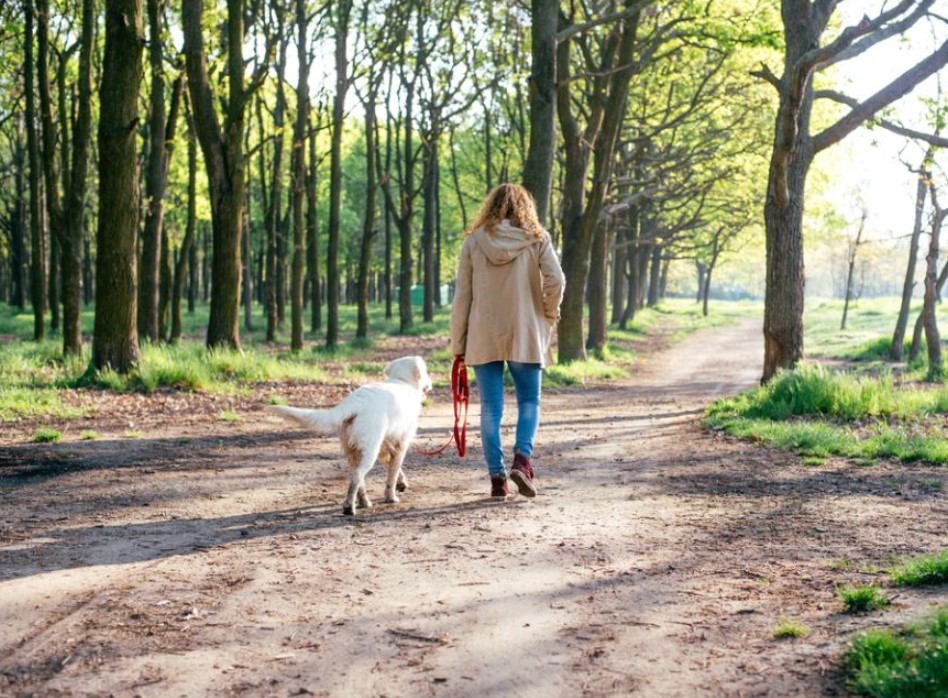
[383, 359, 395, 379]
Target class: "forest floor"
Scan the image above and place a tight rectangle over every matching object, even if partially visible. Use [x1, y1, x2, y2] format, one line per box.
[1, 318, 946, 697]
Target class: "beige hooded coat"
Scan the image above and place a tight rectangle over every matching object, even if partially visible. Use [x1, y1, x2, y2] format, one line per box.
[450, 220, 566, 367]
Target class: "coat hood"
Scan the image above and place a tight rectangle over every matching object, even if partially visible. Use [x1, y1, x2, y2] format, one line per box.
[472, 219, 537, 266]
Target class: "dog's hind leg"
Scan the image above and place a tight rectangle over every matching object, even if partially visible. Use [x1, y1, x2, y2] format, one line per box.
[384, 442, 411, 504]
[342, 434, 383, 516]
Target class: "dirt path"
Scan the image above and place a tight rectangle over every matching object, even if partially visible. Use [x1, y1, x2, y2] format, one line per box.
[2, 319, 946, 697]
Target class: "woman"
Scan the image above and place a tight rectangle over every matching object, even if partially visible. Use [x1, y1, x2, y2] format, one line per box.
[450, 183, 566, 498]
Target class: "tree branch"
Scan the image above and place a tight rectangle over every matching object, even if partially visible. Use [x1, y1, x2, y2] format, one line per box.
[815, 89, 948, 147]
[812, 38, 948, 153]
[555, 1, 652, 43]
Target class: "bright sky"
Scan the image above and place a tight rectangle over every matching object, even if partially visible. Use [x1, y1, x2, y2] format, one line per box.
[823, 3, 948, 243]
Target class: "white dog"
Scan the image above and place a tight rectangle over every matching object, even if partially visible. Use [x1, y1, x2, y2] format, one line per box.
[269, 356, 433, 516]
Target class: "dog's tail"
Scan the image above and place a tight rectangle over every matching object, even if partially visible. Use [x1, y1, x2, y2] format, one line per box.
[268, 405, 338, 435]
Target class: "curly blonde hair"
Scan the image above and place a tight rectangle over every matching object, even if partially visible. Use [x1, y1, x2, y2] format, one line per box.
[465, 183, 545, 240]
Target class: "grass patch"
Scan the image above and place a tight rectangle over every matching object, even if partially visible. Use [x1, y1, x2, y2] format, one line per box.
[838, 584, 890, 613]
[774, 618, 810, 639]
[32, 427, 63, 443]
[705, 364, 948, 464]
[544, 358, 627, 387]
[267, 395, 288, 406]
[219, 410, 242, 423]
[845, 607, 948, 697]
[123, 430, 144, 439]
[890, 550, 948, 587]
[802, 456, 826, 467]
[79, 430, 99, 440]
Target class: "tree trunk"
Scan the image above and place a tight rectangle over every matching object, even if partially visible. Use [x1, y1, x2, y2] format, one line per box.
[37, 0, 66, 343]
[922, 192, 946, 377]
[265, 35, 289, 342]
[356, 83, 378, 340]
[11, 126, 27, 309]
[521, 0, 557, 226]
[93, 0, 144, 372]
[138, 0, 167, 343]
[421, 134, 437, 323]
[891, 160, 929, 359]
[841, 211, 866, 331]
[241, 196, 254, 332]
[171, 121, 198, 343]
[307, 116, 321, 333]
[702, 266, 713, 317]
[325, 1, 351, 351]
[586, 220, 609, 355]
[24, 1, 45, 340]
[183, 0, 253, 351]
[647, 244, 661, 307]
[290, 0, 310, 351]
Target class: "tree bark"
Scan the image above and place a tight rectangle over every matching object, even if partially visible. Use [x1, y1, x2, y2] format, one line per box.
[171, 119, 198, 343]
[289, 0, 310, 352]
[922, 186, 946, 377]
[10, 125, 27, 309]
[891, 157, 930, 359]
[840, 210, 866, 331]
[357, 86, 378, 340]
[139, 0, 167, 343]
[24, 1, 45, 341]
[586, 220, 610, 355]
[307, 114, 321, 333]
[325, 0, 352, 351]
[183, 0, 256, 351]
[93, 0, 144, 372]
[421, 134, 438, 323]
[521, 0, 558, 226]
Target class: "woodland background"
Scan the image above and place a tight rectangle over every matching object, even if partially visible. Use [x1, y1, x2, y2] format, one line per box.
[0, 0, 947, 380]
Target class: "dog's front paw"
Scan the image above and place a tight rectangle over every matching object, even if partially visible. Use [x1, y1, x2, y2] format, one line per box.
[342, 504, 355, 516]
[384, 493, 400, 504]
[396, 480, 407, 493]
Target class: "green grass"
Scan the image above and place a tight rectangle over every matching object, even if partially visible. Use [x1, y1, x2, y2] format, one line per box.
[890, 550, 948, 587]
[0, 298, 761, 427]
[706, 363, 948, 464]
[846, 607, 948, 697]
[773, 618, 810, 639]
[79, 430, 99, 440]
[837, 584, 890, 613]
[218, 410, 241, 423]
[32, 427, 62, 443]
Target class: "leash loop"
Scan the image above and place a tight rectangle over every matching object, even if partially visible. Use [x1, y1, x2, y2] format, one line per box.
[414, 356, 468, 457]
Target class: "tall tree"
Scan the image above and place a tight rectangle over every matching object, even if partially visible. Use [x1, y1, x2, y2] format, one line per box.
[891, 156, 929, 360]
[24, 1, 45, 340]
[264, 17, 290, 342]
[93, 0, 145, 372]
[171, 111, 198, 344]
[289, 0, 311, 351]
[325, 0, 352, 351]
[756, 0, 948, 381]
[182, 0, 267, 350]
[139, 0, 167, 343]
[556, 1, 644, 362]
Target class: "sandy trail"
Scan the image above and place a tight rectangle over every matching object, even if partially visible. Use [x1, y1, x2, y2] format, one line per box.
[2, 318, 946, 697]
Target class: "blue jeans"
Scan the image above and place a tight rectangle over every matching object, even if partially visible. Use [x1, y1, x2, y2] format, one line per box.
[472, 361, 542, 478]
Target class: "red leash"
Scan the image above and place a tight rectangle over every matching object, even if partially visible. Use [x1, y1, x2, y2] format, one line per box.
[414, 356, 468, 457]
